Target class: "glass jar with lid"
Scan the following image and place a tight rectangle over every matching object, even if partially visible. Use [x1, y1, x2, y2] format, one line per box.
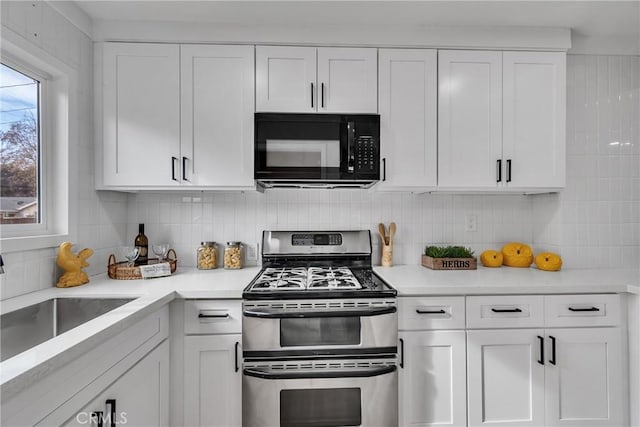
[197, 242, 218, 270]
[224, 241, 244, 269]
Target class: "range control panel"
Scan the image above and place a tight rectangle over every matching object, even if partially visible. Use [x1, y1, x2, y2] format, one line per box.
[292, 233, 343, 246]
[356, 136, 376, 172]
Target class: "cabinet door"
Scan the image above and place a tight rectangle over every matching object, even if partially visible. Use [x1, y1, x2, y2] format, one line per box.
[467, 329, 545, 426]
[545, 328, 624, 426]
[438, 50, 503, 188]
[317, 47, 378, 113]
[64, 340, 170, 426]
[102, 43, 180, 186]
[255, 46, 316, 112]
[181, 45, 255, 187]
[503, 52, 566, 189]
[378, 49, 437, 191]
[184, 335, 242, 427]
[399, 331, 467, 427]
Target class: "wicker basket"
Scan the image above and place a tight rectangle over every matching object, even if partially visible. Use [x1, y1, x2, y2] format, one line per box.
[108, 249, 178, 280]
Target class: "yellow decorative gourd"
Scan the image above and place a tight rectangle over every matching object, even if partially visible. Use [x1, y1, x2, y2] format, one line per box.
[501, 242, 534, 268]
[535, 252, 563, 271]
[480, 250, 503, 267]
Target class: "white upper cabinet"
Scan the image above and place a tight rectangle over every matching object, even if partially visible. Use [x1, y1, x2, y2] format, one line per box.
[378, 49, 437, 191]
[438, 50, 566, 191]
[180, 44, 254, 187]
[438, 50, 503, 188]
[255, 46, 316, 113]
[256, 46, 377, 113]
[317, 47, 378, 113]
[100, 43, 255, 190]
[102, 43, 181, 187]
[502, 52, 566, 189]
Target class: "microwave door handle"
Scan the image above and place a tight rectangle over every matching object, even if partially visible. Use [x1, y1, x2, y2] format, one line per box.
[347, 121, 355, 173]
[243, 306, 396, 319]
[243, 365, 396, 380]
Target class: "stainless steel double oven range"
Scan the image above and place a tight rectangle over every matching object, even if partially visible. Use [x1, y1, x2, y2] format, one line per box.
[242, 230, 398, 427]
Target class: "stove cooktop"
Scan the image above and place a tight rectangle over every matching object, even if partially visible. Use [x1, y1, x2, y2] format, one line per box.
[243, 266, 396, 300]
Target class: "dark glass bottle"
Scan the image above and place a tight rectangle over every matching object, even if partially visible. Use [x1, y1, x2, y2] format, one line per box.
[134, 223, 148, 265]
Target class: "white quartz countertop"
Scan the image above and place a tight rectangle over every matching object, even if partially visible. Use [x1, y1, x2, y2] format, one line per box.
[2, 264, 639, 395]
[374, 265, 640, 296]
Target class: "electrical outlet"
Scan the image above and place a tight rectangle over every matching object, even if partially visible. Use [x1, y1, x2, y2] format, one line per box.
[465, 214, 478, 232]
[245, 244, 257, 261]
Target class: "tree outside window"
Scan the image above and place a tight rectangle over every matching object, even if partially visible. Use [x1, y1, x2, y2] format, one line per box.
[0, 62, 40, 225]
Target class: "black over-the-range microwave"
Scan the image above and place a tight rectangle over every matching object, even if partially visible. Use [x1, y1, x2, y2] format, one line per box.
[254, 113, 380, 189]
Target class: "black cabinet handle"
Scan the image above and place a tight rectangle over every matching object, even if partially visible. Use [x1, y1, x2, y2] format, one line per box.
[568, 306, 600, 312]
[182, 157, 189, 181]
[91, 411, 104, 427]
[198, 313, 230, 319]
[105, 399, 116, 427]
[549, 335, 557, 365]
[171, 157, 178, 181]
[382, 158, 386, 181]
[496, 159, 502, 182]
[311, 82, 314, 108]
[234, 341, 240, 372]
[506, 159, 512, 183]
[416, 309, 446, 314]
[537, 335, 544, 365]
[491, 307, 522, 313]
[321, 82, 325, 108]
[399, 338, 404, 369]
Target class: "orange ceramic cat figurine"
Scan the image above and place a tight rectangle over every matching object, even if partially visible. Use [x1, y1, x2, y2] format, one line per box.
[56, 242, 94, 287]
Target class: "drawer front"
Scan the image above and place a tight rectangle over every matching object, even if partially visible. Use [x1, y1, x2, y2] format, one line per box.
[466, 295, 544, 329]
[184, 299, 242, 334]
[544, 294, 621, 327]
[399, 297, 465, 330]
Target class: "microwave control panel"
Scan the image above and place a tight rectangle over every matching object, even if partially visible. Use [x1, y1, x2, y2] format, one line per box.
[356, 136, 376, 173]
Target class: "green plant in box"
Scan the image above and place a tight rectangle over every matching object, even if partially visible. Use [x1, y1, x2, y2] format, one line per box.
[424, 245, 475, 258]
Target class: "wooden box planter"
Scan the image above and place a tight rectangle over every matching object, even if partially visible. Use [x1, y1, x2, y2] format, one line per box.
[422, 255, 477, 270]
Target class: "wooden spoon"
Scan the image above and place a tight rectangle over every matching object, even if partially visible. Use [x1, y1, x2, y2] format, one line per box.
[389, 222, 397, 246]
[378, 223, 388, 246]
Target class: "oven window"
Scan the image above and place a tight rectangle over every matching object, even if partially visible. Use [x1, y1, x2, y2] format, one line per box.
[280, 388, 361, 427]
[266, 139, 340, 167]
[280, 317, 361, 347]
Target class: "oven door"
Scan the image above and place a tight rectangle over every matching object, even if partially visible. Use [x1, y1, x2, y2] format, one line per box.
[242, 300, 397, 356]
[242, 359, 398, 427]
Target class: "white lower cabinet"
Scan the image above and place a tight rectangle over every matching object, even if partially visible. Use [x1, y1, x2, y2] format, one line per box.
[399, 297, 467, 427]
[467, 329, 545, 426]
[399, 331, 467, 426]
[544, 328, 624, 427]
[466, 294, 625, 427]
[183, 300, 242, 427]
[64, 340, 170, 427]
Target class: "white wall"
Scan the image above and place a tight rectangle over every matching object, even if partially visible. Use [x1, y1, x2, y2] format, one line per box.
[534, 55, 640, 269]
[0, 1, 128, 300]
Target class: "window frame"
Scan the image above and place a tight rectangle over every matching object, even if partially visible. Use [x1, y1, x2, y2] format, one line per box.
[0, 57, 49, 235]
[0, 27, 76, 253]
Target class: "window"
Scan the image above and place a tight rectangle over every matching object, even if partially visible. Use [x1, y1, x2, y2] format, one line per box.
[1, 29, 74, 252]
[0, 62, 42, 226]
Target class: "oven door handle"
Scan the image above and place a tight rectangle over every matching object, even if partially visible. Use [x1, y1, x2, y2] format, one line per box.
[242, 306, 396, 319]
[243, 365, 396, 380]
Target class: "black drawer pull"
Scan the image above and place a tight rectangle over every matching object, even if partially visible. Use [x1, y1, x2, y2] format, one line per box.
[568, 307, 600, 312]
[549, 335, 557, 365]
[491, 308, 522, 313]
[496, 159, 502, 182]
[199, 313, 230, 318]
[235, 341, 240, 372]
[537, 335, 544, 365]
[399, 338, 404, 369]
[416, 309, 446, 315]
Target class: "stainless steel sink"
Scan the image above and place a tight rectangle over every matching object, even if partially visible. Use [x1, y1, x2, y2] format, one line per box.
[1, 298, 134, 362]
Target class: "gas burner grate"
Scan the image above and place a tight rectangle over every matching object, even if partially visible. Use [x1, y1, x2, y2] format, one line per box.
[250, 266, 363, 292]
